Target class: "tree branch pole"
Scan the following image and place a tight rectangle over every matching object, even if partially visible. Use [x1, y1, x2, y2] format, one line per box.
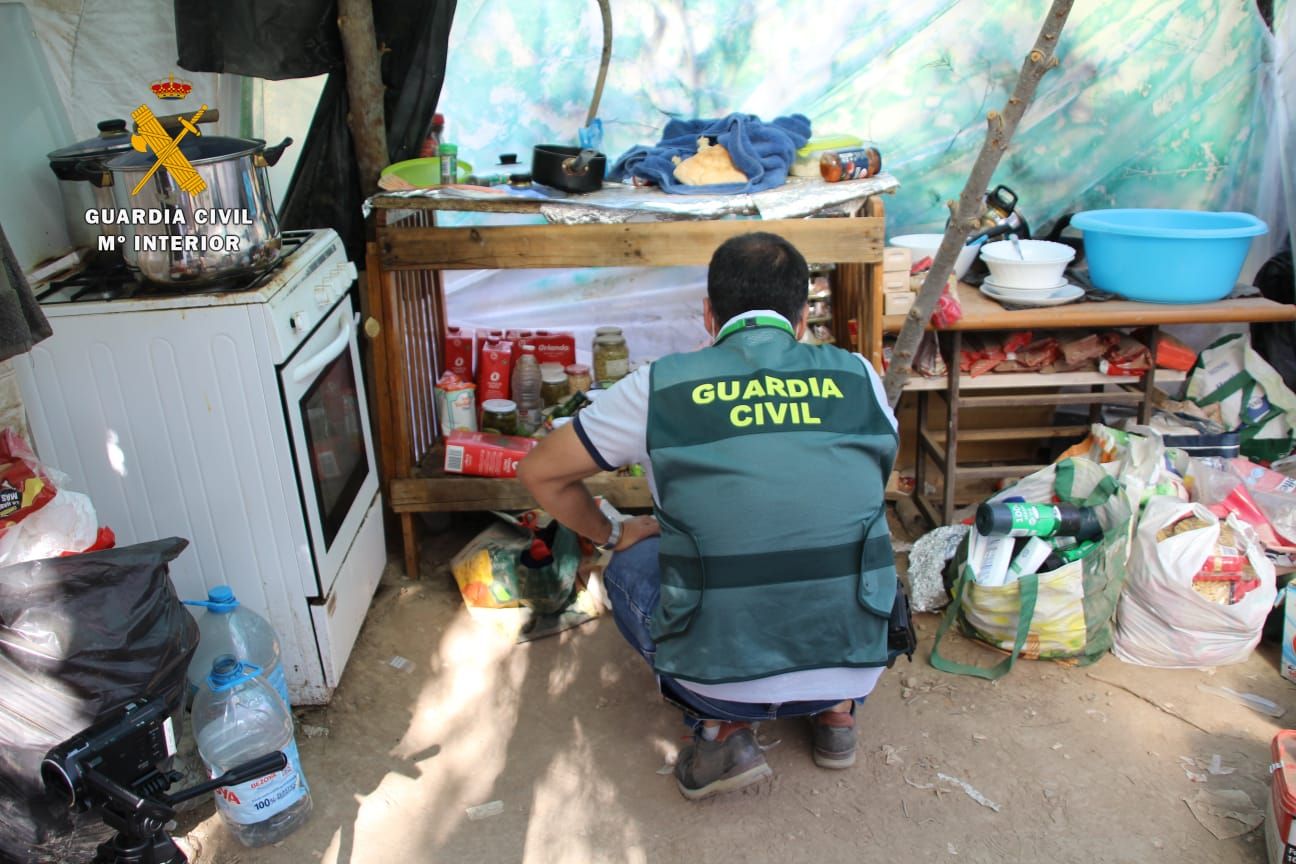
[338, 0, 389, 196]
[882, 0, 1076, 407]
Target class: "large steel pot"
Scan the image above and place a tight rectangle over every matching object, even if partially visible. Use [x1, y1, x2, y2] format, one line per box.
[46, 119, 136, 262]
[103, 135, 291, 286]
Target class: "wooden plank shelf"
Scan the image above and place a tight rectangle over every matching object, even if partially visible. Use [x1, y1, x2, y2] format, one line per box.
[389, 444, 653, 514]
[901, 369, 1187, 392]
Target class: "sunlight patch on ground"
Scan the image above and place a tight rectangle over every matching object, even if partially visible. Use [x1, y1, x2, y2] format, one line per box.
[520, 719, 648, 864]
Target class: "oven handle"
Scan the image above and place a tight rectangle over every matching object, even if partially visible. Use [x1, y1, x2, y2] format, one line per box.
[291, 312, 357, 383]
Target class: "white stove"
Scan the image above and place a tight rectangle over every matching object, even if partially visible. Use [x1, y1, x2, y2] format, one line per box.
[17, 228, 385, 705]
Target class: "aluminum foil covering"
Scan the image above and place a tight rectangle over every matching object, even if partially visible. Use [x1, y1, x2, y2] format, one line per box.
[906, 524, 970, 613]
[365, 174, 899, 223]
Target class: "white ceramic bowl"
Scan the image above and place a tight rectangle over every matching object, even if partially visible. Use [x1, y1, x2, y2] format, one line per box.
[979, 239, 1075, 289]
[889, 233, 979, 280]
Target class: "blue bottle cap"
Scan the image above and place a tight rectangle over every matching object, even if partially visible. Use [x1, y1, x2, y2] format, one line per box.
[206, 654, 262, 692]
[183, 585, 239, 614]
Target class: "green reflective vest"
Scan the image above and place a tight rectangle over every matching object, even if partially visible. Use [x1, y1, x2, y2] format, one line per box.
[645, 317, 900, 684]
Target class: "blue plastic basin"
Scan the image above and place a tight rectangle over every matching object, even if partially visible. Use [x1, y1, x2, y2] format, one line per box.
[1071, 209, 1267, 303]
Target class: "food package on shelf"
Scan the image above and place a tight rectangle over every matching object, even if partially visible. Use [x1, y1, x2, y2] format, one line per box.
[444, 326, 474, 379]
[444, 431, 537, 478]
[476, 340, 514, 407]
[1113, 498, 1276, 668]
[913, 333, 947, 378]
[435, 372, 477, 436]
[959, 333, 1006, 377]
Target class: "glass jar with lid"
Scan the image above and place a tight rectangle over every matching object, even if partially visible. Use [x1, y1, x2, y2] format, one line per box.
[539, 363, 568, 407]
[564, 363, 591, 395]
[592, 327, 629, 386]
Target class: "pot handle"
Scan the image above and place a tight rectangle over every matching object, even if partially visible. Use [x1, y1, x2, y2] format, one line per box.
[563, 148, 597, 177]
[73, 159, 114, 188]
[257, 137, 294, 168]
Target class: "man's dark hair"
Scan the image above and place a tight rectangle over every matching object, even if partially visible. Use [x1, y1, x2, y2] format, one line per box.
[707, 232, 810, 326]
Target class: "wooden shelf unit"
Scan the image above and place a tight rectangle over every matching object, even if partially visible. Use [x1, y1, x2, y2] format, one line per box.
[885, 287, 1296, 526]
[367, 193, 891, 578]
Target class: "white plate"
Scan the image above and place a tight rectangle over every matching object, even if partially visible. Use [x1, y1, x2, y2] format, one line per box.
[980, 283, 1085, 307]
[982, 274, 1069, 294]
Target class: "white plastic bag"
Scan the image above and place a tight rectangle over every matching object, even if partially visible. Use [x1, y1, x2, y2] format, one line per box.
[0, 489, 98, 565]
[1114, 497, 1276, 668]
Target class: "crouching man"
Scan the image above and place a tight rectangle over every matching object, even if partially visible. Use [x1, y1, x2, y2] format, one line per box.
[518, 232, 907, 800]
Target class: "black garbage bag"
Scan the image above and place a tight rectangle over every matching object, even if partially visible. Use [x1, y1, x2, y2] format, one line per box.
[173, 0, 344, 81]
[0, 538, 198, 864]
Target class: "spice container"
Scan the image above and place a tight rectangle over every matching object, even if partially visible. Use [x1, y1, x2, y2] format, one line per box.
[540, 363, 568, 407]
[565, 363, 591, 394]
[480, 398, 518, 435]
[439, 143, 459, 185]
[820, 146, 882, 183]
[592, 327, 629, 386]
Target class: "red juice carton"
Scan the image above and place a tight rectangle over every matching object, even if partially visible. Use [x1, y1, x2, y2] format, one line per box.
[443, 431, 538, 478]
[476, 328, 507, 374]
[476, 339, 513, 406]
[444, 326, 474, 379]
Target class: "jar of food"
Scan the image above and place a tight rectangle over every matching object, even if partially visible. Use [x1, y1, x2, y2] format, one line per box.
[539, 363, 568, 407]
[592, 327, 629, 386]
[480, 398, 518, 435]
[564, 363, 592, 394]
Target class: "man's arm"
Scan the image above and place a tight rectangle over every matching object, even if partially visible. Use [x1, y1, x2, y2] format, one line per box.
[517, 424, 659, 551]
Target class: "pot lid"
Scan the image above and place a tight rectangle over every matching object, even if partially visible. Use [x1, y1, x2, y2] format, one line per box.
[46, 119, 134, 166]
[105, 136, 267, 171]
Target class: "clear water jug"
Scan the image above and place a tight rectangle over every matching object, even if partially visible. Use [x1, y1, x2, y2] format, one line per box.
[184, 585, 290, 707]
[193, 655, 312, 846]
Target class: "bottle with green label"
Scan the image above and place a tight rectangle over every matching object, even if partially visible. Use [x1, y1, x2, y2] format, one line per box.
[975, 502, 1102, 542]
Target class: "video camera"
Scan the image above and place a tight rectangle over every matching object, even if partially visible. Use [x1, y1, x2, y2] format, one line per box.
[42, 696, 285, 864]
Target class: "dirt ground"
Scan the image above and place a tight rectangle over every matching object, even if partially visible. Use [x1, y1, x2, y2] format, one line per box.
[177, 516, 1296, 864]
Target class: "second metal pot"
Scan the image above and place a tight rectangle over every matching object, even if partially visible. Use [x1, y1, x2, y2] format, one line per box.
[104, 136, 292, 286]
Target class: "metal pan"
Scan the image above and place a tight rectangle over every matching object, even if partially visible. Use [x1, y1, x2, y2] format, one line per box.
[531, 146, 605, 194]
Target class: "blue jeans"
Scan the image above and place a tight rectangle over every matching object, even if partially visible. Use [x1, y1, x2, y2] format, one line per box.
[603, 537, 858, 731]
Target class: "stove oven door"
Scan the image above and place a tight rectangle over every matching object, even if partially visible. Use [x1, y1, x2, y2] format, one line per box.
[279, 295, 379, 596]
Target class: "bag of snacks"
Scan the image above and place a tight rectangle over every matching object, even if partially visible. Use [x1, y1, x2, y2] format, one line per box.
[1113, 498, 1276, 668]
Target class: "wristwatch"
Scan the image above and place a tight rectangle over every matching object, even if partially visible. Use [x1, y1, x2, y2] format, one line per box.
[595, 516, 623, 552]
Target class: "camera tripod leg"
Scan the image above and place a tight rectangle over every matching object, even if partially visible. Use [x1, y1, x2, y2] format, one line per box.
[92, 830, 187, 864]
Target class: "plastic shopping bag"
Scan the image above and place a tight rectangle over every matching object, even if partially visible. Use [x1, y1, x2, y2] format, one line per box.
[1113, 497, 1276, 668]
[931, 457, 1135, 679]
[1184, 333, 1296, 461]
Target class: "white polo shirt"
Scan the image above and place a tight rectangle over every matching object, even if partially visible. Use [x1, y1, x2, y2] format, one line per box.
[573, 310, 899, 704]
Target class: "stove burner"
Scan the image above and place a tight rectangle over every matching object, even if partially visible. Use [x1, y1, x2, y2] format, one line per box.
[37, 231, 312, 304]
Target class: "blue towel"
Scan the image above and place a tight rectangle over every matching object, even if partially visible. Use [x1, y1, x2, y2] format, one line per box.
[608, 113, 811, 195]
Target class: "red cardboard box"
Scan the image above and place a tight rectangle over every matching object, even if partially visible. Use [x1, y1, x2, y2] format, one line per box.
[530, 330, 575, 367]
[444, 431, 537, 478]
[444, 326, 474, 379]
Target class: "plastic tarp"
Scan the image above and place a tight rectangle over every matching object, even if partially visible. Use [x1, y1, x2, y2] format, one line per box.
[436, 0, 1296, 354]
[0, 538, 198, 864]
[24, 0, 243, 145]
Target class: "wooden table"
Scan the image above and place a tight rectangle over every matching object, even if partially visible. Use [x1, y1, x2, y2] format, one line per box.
[366, 181, 894, 578]
[884, 289, 1296, 526]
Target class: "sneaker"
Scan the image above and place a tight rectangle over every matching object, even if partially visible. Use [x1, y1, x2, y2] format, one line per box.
[811, 707, 857, 769]
[673, 723, 773, 800]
